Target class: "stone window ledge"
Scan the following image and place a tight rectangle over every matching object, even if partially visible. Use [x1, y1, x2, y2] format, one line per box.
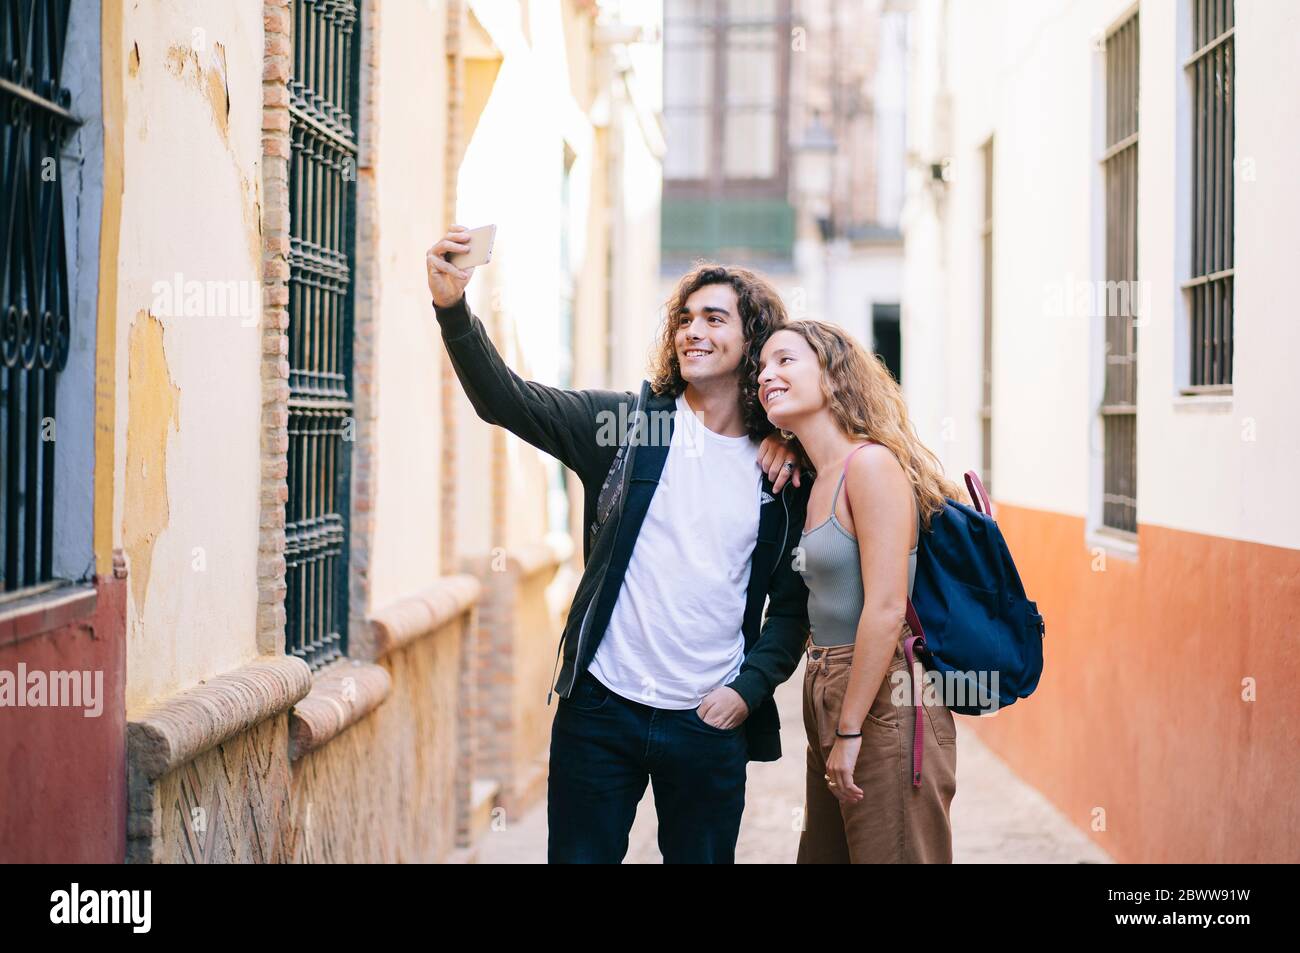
[369, 573, 482, 659]
[288, 573, 483, 758]
[127, 655, 312, 782]
[288, 658, 392, 761]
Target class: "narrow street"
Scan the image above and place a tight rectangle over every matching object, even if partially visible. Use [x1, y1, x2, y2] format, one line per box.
[476, 658, 1113, 864]
[6, 0, 1290, 878]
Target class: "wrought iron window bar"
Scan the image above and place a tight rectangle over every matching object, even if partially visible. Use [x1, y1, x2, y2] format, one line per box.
[1, 0, 79, 593]
[285, 0, 359, 669]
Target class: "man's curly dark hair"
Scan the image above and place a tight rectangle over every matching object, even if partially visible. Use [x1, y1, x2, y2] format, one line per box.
[648, 262, 789, 439]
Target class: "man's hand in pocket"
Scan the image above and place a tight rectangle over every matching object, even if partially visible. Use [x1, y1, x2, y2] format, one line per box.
[697, 686, 750, 730]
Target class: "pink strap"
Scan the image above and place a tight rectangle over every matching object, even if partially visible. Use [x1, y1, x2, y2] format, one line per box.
[841, 441, 874, 485]
[965, 470, 992, 516]
[904, 603, 926, 788]
[835, 442, 874, 527]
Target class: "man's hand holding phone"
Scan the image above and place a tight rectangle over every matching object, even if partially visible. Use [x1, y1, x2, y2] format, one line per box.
[426, 225, 478, 308]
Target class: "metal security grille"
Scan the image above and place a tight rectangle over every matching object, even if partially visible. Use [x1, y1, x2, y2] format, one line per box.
[1, 0, 77, 595]
[1183, 0, 1234, 389]
[1101, 13, 1139, 534]
[979, 139, 993, 498]
[286, 0, 359, 668]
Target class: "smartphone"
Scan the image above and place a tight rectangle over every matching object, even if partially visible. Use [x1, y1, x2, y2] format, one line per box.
[447, 224, 496, 268]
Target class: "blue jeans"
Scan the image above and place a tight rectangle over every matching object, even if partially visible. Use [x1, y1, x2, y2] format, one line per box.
[547, 670, 749, 863]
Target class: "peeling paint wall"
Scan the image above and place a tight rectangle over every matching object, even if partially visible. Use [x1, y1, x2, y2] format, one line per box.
[115, 2, 265, 712]
[123, 310, 179, 616]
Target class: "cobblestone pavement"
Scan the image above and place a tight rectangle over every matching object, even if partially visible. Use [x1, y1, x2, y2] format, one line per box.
[475, 658, 1113, 864]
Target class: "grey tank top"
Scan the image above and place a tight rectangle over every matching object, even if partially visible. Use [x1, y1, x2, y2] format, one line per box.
[798, 467, 919, 647]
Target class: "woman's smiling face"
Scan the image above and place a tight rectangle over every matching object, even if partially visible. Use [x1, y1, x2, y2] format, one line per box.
[757, 328, 826, 428]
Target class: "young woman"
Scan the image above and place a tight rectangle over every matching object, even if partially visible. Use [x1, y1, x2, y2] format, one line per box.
[756, 320, 963, 864]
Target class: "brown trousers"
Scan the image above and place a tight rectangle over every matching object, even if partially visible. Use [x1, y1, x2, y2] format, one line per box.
[797, 625, 958, 863]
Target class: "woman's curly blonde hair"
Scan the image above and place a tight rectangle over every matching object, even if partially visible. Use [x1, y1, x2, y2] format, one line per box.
[649, 262, 789, 438]
[776, 319, 968, 529]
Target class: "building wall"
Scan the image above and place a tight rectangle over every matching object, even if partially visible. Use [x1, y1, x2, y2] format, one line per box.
[606, 5, 666, 391]
[987, 506, 1300, 864]
[288, 614, 467, 863]
[0, 0, 133, 864]
[1135, 0, 1300, 547]
[4, 0, 658, 863]
[112, 0, 266, 711]
[118, 0, 484, 864]
[365, 0, 448, 613]
[902, 0, 1300, 862]
[51, 0, 104, 584]
[455, 0, 561, 558]
[798, 239, 903, 348]
[787, 0, 907, 362]
[0, 577, 128, 862]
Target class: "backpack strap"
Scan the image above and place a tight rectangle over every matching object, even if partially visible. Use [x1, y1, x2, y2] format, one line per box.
[840, 440, 930, 789]
[965, 470, 992, 516]
[902, 605, 927, 788]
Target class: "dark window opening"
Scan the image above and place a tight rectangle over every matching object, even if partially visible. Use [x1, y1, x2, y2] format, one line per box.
[871, 302, 901, 386]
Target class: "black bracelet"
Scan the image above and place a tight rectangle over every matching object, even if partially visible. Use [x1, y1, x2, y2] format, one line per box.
[835, 729, 862, 739]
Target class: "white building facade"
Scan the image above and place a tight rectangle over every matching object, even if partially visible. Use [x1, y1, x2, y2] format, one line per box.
[902, 0, 1300, 863]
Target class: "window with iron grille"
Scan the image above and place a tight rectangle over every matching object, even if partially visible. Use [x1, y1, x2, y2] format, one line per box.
[286, 0, 360, 669]
[662, 0, 794, 259]
[1182, 0, 1234, 391]
[1101, 13, 1139, 535]
[979, 138, 993, 498]
[663, 0, 789, 190]
[1, 0, 78, 597]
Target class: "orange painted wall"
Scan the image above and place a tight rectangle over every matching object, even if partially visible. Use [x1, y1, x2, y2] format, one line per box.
[967, 504, 1300, 863]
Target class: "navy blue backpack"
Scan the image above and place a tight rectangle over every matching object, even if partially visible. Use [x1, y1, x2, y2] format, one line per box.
[902, 471, 1045, 720]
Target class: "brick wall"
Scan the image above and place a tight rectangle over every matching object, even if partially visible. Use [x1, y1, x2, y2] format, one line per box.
[257, 0, 291, 654]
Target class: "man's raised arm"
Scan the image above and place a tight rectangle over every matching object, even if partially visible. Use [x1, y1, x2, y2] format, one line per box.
[427, 226, 627, 482]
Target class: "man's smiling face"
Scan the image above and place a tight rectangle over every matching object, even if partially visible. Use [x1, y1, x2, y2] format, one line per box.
[674, 283, 746, 387]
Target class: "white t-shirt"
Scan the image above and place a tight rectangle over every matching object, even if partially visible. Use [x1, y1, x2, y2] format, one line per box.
[588, 393, 763, 709]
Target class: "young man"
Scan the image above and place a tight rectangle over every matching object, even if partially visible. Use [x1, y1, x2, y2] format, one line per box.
[426, 226, 810, 863]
